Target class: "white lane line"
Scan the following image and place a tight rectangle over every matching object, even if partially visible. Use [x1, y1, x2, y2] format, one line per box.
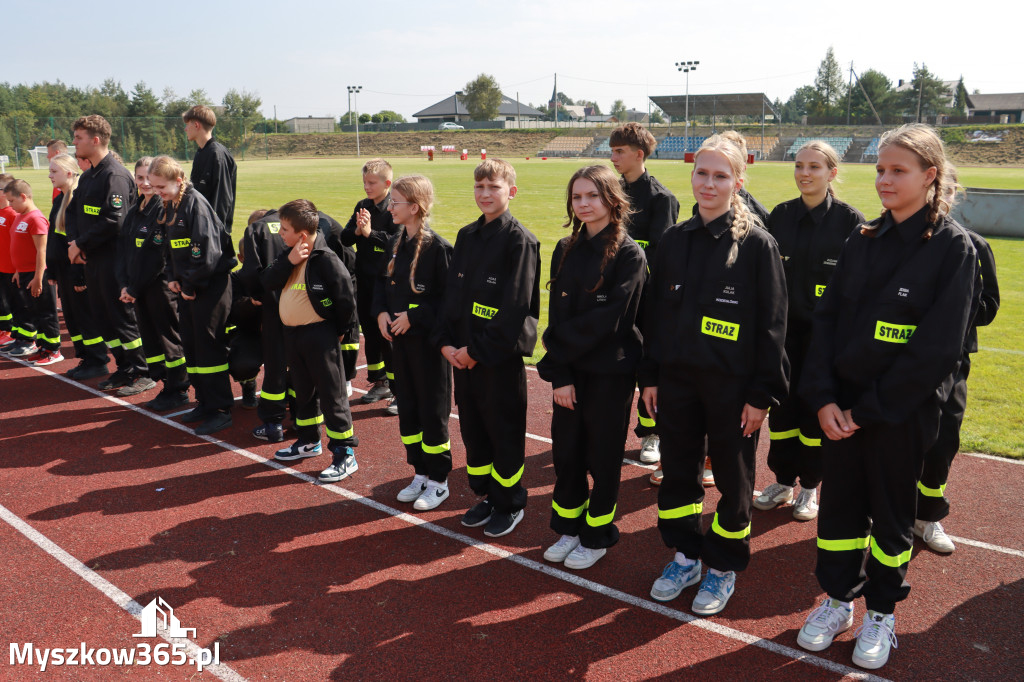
[978, 346, 1024, 356]
[0, 503, 247, 682]
[964, 451, 1024, 466]
[950, 536, 1024, 558]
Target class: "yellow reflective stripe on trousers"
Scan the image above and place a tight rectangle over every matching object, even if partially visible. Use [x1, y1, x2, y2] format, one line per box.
[869, 538, 912, 568]
[366, 362, 385, 371]
[287, 388, 297, 398]
[37, 334, 61, 344]
[422, 440, 450, 454]
[12, 327, 36, 338]
[295, 414, 324, 427]
[637, 409, 656, 428]
[385, 372, 395, 381]
[70, 334, 83, 342]
[0, 313, 12, 321]
[658, 502, 703, 520]
[261, 390, 286, 401]
[552, 500, 587, 519]
[82, 336, 104, 345]
[146, 354, 167, 364]
[817, 536, 870, 552]
[917, 481, 947, 498]
[586, 504, 617, 527]
[798, 432, 822, 447]
[467, 464, 492, 477]
[711, 513, 751, 539]
[187, 363, 229, 374]
[165, 357, 186, 368]
[123, 338, 143, 350]
[769, 428, 799, 441]
[105, 339, 122, 348]
[340, 343, 359, 351]
[326, 427, 354, 440]
[401, 432, 424, 445]
[492, 464, 524, 487]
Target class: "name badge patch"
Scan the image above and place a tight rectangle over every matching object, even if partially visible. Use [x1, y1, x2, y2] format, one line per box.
[701, 316, 739, 341]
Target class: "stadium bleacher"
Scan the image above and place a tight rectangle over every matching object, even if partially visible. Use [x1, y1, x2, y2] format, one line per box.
[861, 137, 880, 163]
[654, 135, 707, 159]
[538, 136, 593, 157]
[784, 136, 854, 160]
[745, 135, 779, 160]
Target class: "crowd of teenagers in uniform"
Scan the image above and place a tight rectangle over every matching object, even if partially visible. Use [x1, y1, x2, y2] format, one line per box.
[0, 111, 1000, 670]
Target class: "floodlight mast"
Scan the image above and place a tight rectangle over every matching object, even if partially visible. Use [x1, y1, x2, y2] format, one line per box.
[348, 85, 363, 156]
[675, 61, 699, 152]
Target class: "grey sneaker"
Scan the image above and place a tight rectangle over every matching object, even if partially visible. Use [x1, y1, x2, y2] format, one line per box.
[650, 559, 702, 602]
[753, 482, 794, 510]
[543, 535, 581, 563]
[852, 611, 897, 670]
[793, 488, 819, 521]
[639, 434, 661, 463]
[797, 597, 854, 651]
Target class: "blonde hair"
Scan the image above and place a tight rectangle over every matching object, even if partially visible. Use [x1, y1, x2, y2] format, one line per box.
[50, 154, 79, 234]
[474, 158, 516, 186]
[387, 174, 435, 293]
[795, 140, 841, 197]
[149, 155, 190, 226]
[694, 133, 759, 267]
[362, 158, 393, 182]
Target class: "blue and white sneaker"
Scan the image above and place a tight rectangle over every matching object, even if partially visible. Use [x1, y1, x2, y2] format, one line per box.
[274, 441, 322, 462]
[692, 569, 736, 615]
[650, 559, 702, 602]
[319, 446, 357, 483]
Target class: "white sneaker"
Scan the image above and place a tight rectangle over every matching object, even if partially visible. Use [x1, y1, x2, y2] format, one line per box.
[543, 535, 581, 563]
[413, 479, 450, 510]
[793, 488, 819, 521]
[397, 474, 428, 503]
[797, 597, 854, 651]
[753, 482, 794, 510]
[346, 381, 353, 398]
[692, 568, 736, 615]
[564, 545, 606, 570]
[913, 519, 955, 553]
[639, 434, 661, 463]
[852, 611, 897, 670]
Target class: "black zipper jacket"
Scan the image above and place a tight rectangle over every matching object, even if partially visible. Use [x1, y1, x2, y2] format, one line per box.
[371, 226, 452, 337]
[190, 137, 237, 231]
[119, 196, 166, 297]
[164, 187, 237, 297]
[66, 152, 136, 255]
[621, 171, 679, 264]
[339, 196, 401, 279]
[262, 239, 356, 336]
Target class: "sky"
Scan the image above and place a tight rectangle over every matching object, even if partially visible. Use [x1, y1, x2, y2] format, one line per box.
[21, 0, 1019, 122]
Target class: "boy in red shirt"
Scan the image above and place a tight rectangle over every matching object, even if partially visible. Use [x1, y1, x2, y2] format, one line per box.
[0, 174, 18, 348]
[5, 179, 63, 365]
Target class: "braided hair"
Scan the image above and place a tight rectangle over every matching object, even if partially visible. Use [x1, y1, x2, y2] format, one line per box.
[149, 155, 191, 228]
[386, 175, 435, 293]
[694, 134, 762, 267]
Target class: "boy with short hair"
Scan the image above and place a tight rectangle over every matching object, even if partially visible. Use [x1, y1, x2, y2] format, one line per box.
[339, 158, 400, 409]
[437, 158, 541, 537]
[183, 105, 237, 233]
[609, 122, 679, 466]
[0, 174, 19, 349]
[262, 199, 359, 482]
[5, 179, 63, 365]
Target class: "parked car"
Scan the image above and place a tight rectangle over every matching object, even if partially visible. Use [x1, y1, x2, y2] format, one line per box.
[439, 122, 465, 131]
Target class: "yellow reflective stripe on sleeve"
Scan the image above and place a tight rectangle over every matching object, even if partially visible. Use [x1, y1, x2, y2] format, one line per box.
[401, 432, 424, 445]
[146, 354, 167, 364]
[260, 390, 286, 401]
[366, 362, 384, 371]
[83, 205, 100, 215]
[295, 414, 324, 427]
[491, 464, 524, 487]
[637, 410, 656, 428]
[70, 334, 83, 342]
[817, 536, 871, 552]
[798, 432, 822, 447]
[472, 302, 498, 319]
[187, 363, 229, 374]
[123, 338, 143, 350]
[82, 336, 104, 345]
[466, 463, 493, 477]
[340, 343, 359, 351]
[586, 504, 617, 527]
[552, 500, 587, 519]
[287, 388, 297, 398]
[815, 284, 826, 297]
[658, 502, 703, 520]
[917, 481, 947, 498]
[635, 239, 650, 249]
[326, 427, 354, 440]
[701, 316, 740, 341]
[422, 440, 451, 454]
[769, 429, 800, 441]
[385, 372, 395, 381]
[869, 538, 912, 568]
[170, 238, 190, 249]
[711, 513, 751, 539]
[874, 321, 916, 343]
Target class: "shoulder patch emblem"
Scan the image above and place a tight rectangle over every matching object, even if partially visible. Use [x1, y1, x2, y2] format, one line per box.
[191, 245, 202, 259]
[152, 232, 164, 245]
[320, 297, 333, 307]
[111, 194, 123, 209]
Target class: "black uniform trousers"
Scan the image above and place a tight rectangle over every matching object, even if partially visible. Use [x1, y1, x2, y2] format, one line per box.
[551, 371, 635, 549]
[656, 366, 757, 573]
[392, 333, 452, 482]
[0, 271, 14, 333]
[15, 272, 61, 351]
[228, 328, 262, 382]
[917, 355, 971, 522]
[85, 249, 146, 376]
[633, 289, 657, 439]
[283, 320, 356, 450]
[453, 356, 529, 514]
[766, 321, 823, 488]
[340, 316, 360, 386]
[257, 301, 289, 424]
[51, 260, 107, 364]
[4, 271, 31, 341]
[179, 273, 233, 413]
[135, 278, 187, 390]
[356, 276, 391, 382]
[816, 407, 935, 614]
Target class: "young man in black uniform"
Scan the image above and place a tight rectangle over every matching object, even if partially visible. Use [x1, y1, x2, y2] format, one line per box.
[609, 123, 679, 466]
[437, 158, 541, 538]
[67, 115, 150, 393]
[339, 159, 400, 407]
[184, 106, 237, 233]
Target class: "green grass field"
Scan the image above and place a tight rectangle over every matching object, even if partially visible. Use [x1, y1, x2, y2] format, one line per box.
[16, 157, 1023, 457]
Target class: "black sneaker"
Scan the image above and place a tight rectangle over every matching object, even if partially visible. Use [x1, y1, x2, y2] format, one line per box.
[66, 359, 87, 379]
[319, 446, 357, 482]
[252, 422, 285, 443]
[484, 509, 524, 538]
[98, 370, 132, 390]
[181, 406, 208, 424]
[240, 379, 259, 409]
[74, 362, 110, 381]
[117, 376, 157, 397]
[145, 390, 189, 412]
[461, 499, 494, 528]
[8, 342, 38, 357]
[361, 379, 392, 404]
[195, 411, 232, 436]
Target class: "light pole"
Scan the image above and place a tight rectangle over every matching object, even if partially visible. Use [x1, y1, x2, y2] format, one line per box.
[348, 85, 362, 156]
[675, 60, 699, 151]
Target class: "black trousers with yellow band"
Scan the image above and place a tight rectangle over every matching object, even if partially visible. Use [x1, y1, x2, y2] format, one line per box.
[85, 248, 147, 376]
[917, 355, 970, 522]
[284, 320, 356, 450]
[392, 333, 451, 482]
[135, 276, 188, 390]
[179, 273, 233, 413]
[766, 322, 823, 489]
[356, 275, 391, 383]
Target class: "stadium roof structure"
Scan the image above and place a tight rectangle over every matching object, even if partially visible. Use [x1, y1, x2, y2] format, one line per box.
[650, 92, 777, 119]
[966, 92, 1024, 111]
[414, 93, 545, 120]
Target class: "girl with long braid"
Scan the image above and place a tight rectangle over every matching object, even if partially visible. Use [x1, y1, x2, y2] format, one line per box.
[374, 175, 454, 511]
[537, 165, 646, 570]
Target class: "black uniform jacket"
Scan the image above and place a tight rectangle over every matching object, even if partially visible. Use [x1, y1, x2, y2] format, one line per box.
[622, 171, 679, 263]
[118, 196, 167, 297]
[766, 194, 865, 325]
[67, 152, 136, 255]
[46, 194, 85, 285]
[799, 208, 978, 428]
[164, 187, 237, 297]
[964, 230, 999, 354]
[640, 210, 789, 411]
[371, 227, 452, 338]
[191, 138, 237, 231]
[435, 210, 541, 365]
[339, 196, 401, 279]
[262, 239, 356, 336]
[537, 226, 647, 389]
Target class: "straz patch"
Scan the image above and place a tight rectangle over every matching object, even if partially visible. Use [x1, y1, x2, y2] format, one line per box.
[701, 316, 739, 341]
[374, 246, 385, 253]
[110, 194, 123, 209]
[266, 222, 281, 234]
[83, 205, 101, 216]
[875, 321, 916, 343]
[472, 302, 498, 320]
[170, 238, 190, 249]
[815, 284, 827, 297]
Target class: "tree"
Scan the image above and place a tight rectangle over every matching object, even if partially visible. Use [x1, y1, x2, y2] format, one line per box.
[358, 113, 371, 124]
[849, 69, 894, 122]
[555, 92, 574, 106]
[222, 88, 262, 118]
[577, 99, 602, 116]
[610, 99, 627, 121]
[812, 47, 846, 117]
[952, 77, 968, 116]
[779, 86, 818, 122]
[902, 63, 951, 121]
[128, 81, 161, 117]
[650, 107, 665, 124]
[370, 110, 406, 123]
[186, 89, 213, 107]
[462, 73, 502, 121]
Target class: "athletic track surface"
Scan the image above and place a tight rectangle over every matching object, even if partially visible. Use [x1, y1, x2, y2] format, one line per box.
[1, 330, 1022, 681]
